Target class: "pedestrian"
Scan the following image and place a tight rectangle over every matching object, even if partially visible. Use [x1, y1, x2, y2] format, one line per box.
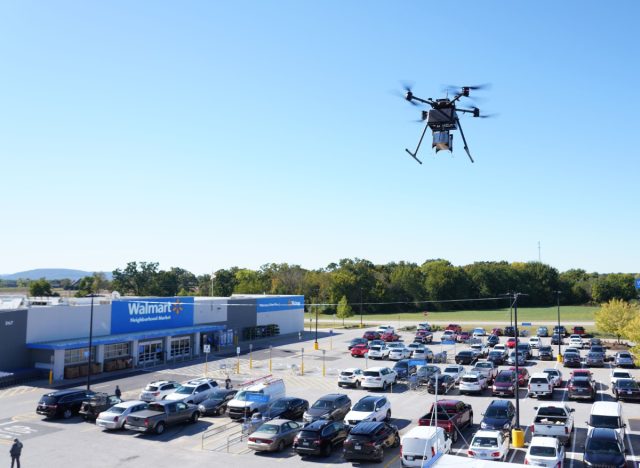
[225, 376, 231, 389]
[115, 385, 121, 399]
[10, 438, 22, 468]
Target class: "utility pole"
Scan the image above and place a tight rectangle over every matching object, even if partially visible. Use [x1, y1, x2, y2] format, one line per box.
[86, 294, 95, 391]
[555, 291, 562, 361]
[314, 306, 319, 350]
[360, 288, 363, 328]
[507, 291, 528, 449]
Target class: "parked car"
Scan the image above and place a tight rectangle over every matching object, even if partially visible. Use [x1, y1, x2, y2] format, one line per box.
[537, 326, 549, 337]
[363, 330, 381, 341]
[551, 333, 563, 345]
[164, 378, 218, 404]
[480, 400, 516, 432]
[567, 377, 596, 401]
[487, 350, 506, 366]
[362, 367, 397, 391]
[351, 343, 369, 357]
[531, 403, 575, 445]
[459, 373, 489, 395]
[467, 430, 510, 462]
[139, 380, 180, 402]
[573, 326, 586, 336]
[457, 331, 471, 342]
[124, 400, 200, 434]
[248, 418, 303, 452]
[414, 330, 434, 344]
[196, 388, 238, 416]
[506, 337, 517, 348]
[79, 393, 123, 421]
[517, 342, 532, 359]
[96, 400, 148, 430]
[583, 428, 626, 468]
[525, 436, 565, 468]
[612, 378, 640, 401]
[563, 352, 582, 368]
[348, 338, 368, 350]
[343, 421, 399, 463]
[469, 343, 489, 359]
[400, 426, 451, 467]
[338, 368, 364, 388]
[265, 396, 308, 421]
[527, 373, 554, 399]
[610, 369, 633, 388]
[344, 395, 391, 427]
[472, 328, 486, 337]
[36, 389, 95, 419]
[568, 335, 585, 349]
[446, 324, 462, 333]
[227, 378, 286, 420]
[588, 401, 626, 443]
[553, 325, 568, 337]
[441, 330, 457, 342]
[381, 331, 400, 342]
[492, 371, 517, 397]
[417, 322, 432, 331]
[412, 347, 434, 361]
[303, 394, 351, 423]
[455, 350, 478, 365]
[538, 346, 554, 361]
[504, 326, 516, 337]
[392, 360, 417, 380]
[542, 368, 563, 388]
[614, 351, 635, 368]
[472, 362, 498, 382]
[590, 337, 603, 347]
[529, 336, 541, 349]
[367, 344, 389, 360]
[491, 328, 503, 336]
[570, 369, 595, 382]
[486, 335, 500, 347]
[586, 351, 605, 367]
[509, 367, 530, 386]
[493, 344, 507, 354]
[293, 419, 349, 457]
[507, 351, 526, 366]
[441, 365, 465, 384]
[415, 364, 441, 385]
[388, 346, 411, 361]
[426, 374, 456, 394]
[418, 399, 473, 443]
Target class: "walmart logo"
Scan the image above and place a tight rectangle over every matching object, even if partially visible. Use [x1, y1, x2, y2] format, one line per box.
[171, 299, 184, 315]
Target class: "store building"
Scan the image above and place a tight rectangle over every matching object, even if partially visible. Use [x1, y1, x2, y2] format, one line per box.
[0, 294, 304, 381]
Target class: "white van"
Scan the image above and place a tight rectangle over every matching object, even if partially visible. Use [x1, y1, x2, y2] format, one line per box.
[227, 378, 286, 420]
[400, 426, 451, 467]
[587, 401, 626, 443]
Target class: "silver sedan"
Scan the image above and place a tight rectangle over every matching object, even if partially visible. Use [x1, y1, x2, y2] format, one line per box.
[247, 419, 303, 452]
[96, 400, 148, 430]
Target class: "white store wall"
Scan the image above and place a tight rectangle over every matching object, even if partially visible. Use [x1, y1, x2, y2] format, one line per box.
[256, 307, 304, 335]
[26, 304, 111, 343]
[193, 298, 227, 325]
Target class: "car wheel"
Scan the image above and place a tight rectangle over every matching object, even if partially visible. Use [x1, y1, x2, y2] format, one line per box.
[382, 382, 388, 391]
[322, 443, 331, 457]
[277, 440, 285, 452]
[385, 410, 391, 422]
[155, 422, 165, 435]
[191, 411, 200, 423]
[393, 433, 400, 448]
[377, 447, 385, 463]
[63, 409, 73, 419]
[356, 380, 361, 388]
[217, 406, 225, 416]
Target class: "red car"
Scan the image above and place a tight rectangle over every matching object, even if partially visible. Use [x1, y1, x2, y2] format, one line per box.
[570, 369, 594, 381]
[573, 326, 586, 336]
[508, 367, 530, 386]
[491, 328, 503, 336]
[362, 331, 380, 341]
[351, 343, 369, 357]
[446, 324, 462, 333]
[506, 337, 517, 349]
[381, 331, 399, 342]
[457, 331, 471, 342]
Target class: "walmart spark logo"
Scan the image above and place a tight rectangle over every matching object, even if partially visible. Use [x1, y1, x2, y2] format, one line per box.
[171, 299, 184, 315]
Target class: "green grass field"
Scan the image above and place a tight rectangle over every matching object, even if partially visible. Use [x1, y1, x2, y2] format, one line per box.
[305, 305, 598, 324]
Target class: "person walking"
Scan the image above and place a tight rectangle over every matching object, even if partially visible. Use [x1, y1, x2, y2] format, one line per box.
[114, 385, 121, 399]
[10, 438, 22, 468]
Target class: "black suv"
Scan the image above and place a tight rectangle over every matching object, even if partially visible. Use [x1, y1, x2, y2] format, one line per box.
[343, 421, 400, 462]
[553, 325, 568, 337]
[293, 420, 348, 457]
[584, 428, 626, 468]
[567, 377, 596, 401]
[303, 394, 351, 424]
[504, 326, 516, 337]
[551, 333, 563, 345]
[563, 352, 582, 368]
[267, 397, 309, 420]
[37, 389, 95, 419]
[455, 350, 477, 365]
[538, 346, 554, 361]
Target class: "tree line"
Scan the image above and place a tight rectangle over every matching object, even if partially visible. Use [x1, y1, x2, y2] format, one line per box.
[15, 259, 636, 313]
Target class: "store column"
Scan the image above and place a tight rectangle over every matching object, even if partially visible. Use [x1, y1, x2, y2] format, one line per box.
[96, 345, 105, 371]
[164, 336, 172, 363]
[193, 333, 201, 357]
[53, 349, 65, 381]
[131, 339, 139, 366]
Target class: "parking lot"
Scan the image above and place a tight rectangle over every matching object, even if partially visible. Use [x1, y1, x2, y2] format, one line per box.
[1, 324, 639, 467]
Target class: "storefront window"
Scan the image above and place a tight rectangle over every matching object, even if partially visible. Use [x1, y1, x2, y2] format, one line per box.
[64, 347, 96, 365]
[104, 342, 131, 359]
[170, 337, 191, 358]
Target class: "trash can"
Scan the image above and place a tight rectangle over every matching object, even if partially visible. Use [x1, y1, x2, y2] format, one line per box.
[512, 428, 525, 448]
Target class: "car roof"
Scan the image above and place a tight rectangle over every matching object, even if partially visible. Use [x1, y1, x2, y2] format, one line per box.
[473, 430, 502, 438]
[303, 419, 332, 430]
[148, 380, 178, 385]
[317, 393, 346, 402]
[350, 421, 385, 434]
[531, 373, 550, 378]
[113, 400, 147, 409]
[356, 395, 384, 404]
[487, 400, 512, 409]
[365, 366, 389, 372]
[45, 389, 87, 397]
[589, 427, 620, 440]
[590, 402, 621, 415]
[342, 367, 362, 372]
[433, 399, 462, 407]
[529, 436, 558, 447]
[256, 418, 290, 427]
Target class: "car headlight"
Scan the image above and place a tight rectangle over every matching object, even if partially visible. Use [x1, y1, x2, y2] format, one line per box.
[508, 386, 514, 391]
[480, 422, 487, 429]
[503, 423, 510, 429]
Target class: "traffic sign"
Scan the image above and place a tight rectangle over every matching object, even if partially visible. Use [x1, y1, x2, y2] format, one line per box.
[203, 344, 211, 354]
[236, 346, 240, 355]
[521, 322, 532, 327]
[635, 278, 640, 289]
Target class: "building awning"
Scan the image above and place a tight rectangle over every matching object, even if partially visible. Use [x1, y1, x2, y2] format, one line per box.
[26, 324, 226, 350]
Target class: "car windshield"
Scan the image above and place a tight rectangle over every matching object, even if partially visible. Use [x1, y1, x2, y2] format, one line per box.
[363, 371, 381, 377]
[299, 429, 319, 438]
[208, 390, 228, 400]
[618, 380, 638, 389]
[312, 399, 332, 409]
[353, 400, 375, 412]
[587, 438, 621, 454]
[591, 415, 620, 429]
[370, 346, 381, 351]
[175, 385, 195, 395]
[618, 353, 631, 358]
[544, 371, 558, 377]
[257, 424, 279, 434]
[443, 367, 458, 373]
[530, 446, 556, 457]
[107, 406, 127, 414]
[40, 395, 58, 404]
[461, 376, 478, 383]
[613, 372, 631, 379]
[540, 347, 551, 352]
[485, 406, 508, 418]
[476, 363, 490, 368]
[458, 351, 472, 356]
[394, 363, 407, 370]
[234, 391, 251, 401]
[473, 437, 498, 448]
[496, 373, 514, 383]
[144, 385, 160, 391]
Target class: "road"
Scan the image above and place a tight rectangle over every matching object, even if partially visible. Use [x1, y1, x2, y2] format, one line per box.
[0, 326, 636, 467]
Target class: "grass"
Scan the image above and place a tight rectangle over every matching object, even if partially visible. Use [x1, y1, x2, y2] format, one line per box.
[305, 306, 598, 324]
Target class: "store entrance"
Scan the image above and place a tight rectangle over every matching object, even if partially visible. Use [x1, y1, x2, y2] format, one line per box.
[138, 340, 163, 365]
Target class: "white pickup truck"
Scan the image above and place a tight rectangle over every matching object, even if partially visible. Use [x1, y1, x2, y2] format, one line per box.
[530, 403, 575, 445]
[528, 373, 554, 399]
[472, 362, 498, 382]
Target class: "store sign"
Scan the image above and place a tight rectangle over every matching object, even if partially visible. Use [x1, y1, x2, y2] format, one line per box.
[111, 297, 194, 334]
[256, 295, 304, 313]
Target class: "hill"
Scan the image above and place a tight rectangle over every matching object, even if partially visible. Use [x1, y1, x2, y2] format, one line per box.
[0, 269, 113, 281]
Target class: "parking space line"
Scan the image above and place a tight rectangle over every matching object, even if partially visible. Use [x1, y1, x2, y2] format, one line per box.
[384, 453, 400, 467]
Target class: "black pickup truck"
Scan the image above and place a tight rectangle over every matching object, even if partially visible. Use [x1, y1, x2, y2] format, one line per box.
[79, 393, 122, 421]
[124, 401, 200, 435]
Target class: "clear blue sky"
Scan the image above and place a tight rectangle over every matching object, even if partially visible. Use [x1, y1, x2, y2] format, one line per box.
[1, 1, 638, 275]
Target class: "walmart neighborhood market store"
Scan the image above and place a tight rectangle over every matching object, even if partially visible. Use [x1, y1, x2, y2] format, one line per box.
[0, 294, 303, 382]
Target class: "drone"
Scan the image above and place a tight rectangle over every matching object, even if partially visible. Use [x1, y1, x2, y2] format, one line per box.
[401, 84, 490, 164]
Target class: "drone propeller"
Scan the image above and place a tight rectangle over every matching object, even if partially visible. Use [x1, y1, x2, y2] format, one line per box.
[471, 107, 497, 119]
[444, 83, 491, 97]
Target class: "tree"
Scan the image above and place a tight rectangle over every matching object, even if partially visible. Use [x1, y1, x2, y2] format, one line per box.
[212, 268, 239, 296]
[112, 261, 159, 296]
[595, 299, 638, 343]
[421, 260, 474, 310]
[336, 295, 353, 325]
[29, 278, 53, 297]
[591, 274, 637, 303]
[234, 269, 268, 294]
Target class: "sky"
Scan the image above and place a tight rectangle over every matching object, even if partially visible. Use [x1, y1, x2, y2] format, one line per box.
[1, 1, 639, 276]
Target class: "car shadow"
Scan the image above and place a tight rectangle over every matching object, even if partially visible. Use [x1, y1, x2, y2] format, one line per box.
[132, 420, 213, 441]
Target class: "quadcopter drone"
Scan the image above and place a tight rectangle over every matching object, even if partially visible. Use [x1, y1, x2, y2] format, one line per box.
[401, 84, 490, 164]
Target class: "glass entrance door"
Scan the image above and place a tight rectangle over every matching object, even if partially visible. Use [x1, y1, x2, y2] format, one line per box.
[138, 341, 163, 365]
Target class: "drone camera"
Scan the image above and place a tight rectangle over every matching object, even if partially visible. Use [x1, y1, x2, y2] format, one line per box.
[462, 87, 470, 97]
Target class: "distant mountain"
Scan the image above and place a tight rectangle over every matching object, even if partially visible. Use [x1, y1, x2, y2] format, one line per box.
[0, 269, 113, 281]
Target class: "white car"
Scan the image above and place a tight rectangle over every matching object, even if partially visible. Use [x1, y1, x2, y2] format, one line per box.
[468, 430, 510, 461]
[543, 368, 564, 387]
[442, 365, 465, 384]
[376, 325, 394, 334]
[525, 436, 565, 467]
[529, 336, 541, 349]
[412, 347, 434, 361]
[493, 344, 507, 354]
[459, 373, 489, 394]
[344, 395, 391, 427]
[407, 342, 423, 353]
[611, 369, 633, 388]
[338, 368, 364, 388]
[367, 345, 390, 360]
[472, 328, 486, 337]
[164, 378, 218, 404]
[470, 343, 489, 358]
[361, 367, 397, 390]
[389, 346, 411, 360]
[568, 335, 584, 348]
[417, 322, 432, 331]
[96, 400, 149, 430]
[138, 380, 180, 402]
[441, 331, 457, 342]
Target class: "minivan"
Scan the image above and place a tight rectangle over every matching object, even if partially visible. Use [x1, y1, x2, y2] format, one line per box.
[587, 401, 626, 443]
[400, 426, 451, 467]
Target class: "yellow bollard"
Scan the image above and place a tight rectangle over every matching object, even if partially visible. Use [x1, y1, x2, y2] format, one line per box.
[557, 354, 563, 363]
[314, 342, 319, 351]
[49, 370, 53, 385]
[301, 348, 305, 376]
[512, 428, 525, 448]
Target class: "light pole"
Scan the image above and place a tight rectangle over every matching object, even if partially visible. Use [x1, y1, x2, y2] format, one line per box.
[86, 293, 95, 391]
[314, 307, 319, 350]
[510, 292, 528, 449]
[269, 345, 273, 372]
[360, 288, 363, 328]
[555, 291, 562, 361]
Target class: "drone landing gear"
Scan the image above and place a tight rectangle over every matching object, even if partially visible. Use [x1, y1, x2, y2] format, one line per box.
[455, 117, 474, 163]
[404, 113, 429, 165]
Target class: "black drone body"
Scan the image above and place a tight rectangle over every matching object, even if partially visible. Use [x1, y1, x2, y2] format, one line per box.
[402, 85, 488, 164]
